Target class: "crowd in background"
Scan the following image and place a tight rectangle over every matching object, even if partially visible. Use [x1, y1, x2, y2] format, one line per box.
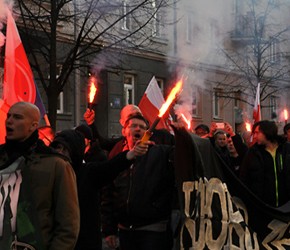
[2, 101, 290, 249]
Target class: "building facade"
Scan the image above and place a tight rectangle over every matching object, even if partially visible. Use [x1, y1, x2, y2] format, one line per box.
[1, 0, 290, 137]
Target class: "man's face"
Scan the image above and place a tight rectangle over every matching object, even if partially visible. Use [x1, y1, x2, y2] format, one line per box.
[227, 137, 236, 153]
[5, 105, 37, 141]
[195, 128, 208, 137]
[123, 118, 147, 149]
[253, 125, 267, 145]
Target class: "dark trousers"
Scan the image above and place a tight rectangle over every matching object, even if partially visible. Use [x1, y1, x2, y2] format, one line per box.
[119, 229, 172, 250]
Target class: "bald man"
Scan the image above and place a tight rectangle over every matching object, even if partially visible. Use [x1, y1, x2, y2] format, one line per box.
[0, 102, 80, 249]
[5, 101, 40, 141]
[119, 104, 142, 127]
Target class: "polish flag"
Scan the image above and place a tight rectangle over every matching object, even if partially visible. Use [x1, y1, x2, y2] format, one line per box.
[138, 76, 172, 131]
[0, 9, 46, 144]
[253, 83, 261, 124]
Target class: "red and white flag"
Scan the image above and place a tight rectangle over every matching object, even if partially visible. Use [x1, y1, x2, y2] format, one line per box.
[0, 9, 46, 144]
[253, 82, 261, 124]
[138, 76, 172, 131]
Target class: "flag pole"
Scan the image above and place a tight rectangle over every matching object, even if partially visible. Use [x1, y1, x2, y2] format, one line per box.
[43, 114, 51, 126]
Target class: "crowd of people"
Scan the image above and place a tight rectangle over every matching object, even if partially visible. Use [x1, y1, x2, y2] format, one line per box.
[1, 101, 290, 249]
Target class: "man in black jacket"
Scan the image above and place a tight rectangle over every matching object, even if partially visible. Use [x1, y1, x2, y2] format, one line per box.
[102, 114, 175, 250]
[240, 120, 290, 207]
[50, 127, 151, 250]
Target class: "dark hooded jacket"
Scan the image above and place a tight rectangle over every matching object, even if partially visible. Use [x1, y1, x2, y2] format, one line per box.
[240, 141, 290, 207]
[51, 129, 136, 250]
[51, 129, 85, 171]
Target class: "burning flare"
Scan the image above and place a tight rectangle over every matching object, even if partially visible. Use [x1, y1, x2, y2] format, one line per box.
[284, 108, 288, 121]
[141, 78, 183, 142]
[89, 78, 97, 104]
[181, 113, 191, 130]
[245, 122, 251, 132]
[158, 79, 183, 117]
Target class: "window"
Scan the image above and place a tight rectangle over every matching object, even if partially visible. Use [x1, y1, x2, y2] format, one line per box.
[269, 38, 279, 63]
[213, 89, 221, 118]
[121, 0, 131, 30]
[155, 77, 164, 94]
[269, 0, 278, 7]
[186, 12, 193, 43]
[48, 65, 63, 114]
[124, 74, 135, 105]
[270, 95, 277, 118]
[57, 92, 64, 114]
[256, 16, 265, 37]
[210, 20, 219, 46]
[234, 90, 241, 107]
[192, 86, 201, 117]
[151, 0, 162, 37]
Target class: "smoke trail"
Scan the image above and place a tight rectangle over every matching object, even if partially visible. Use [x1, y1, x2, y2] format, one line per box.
[167, 0, 233, 122]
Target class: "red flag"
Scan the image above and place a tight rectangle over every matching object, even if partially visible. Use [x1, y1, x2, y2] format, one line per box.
[253, 83, 261, 124]
[0, 99, 10, 144]
[138, 76, 172, 131]
[0, 10, 46, 144]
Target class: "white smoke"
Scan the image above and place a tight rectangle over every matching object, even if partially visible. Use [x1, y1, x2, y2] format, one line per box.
[167, 0, 233, 123]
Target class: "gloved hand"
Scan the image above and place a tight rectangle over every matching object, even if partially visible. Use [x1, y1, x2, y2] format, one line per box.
[84, 108, 95, 125]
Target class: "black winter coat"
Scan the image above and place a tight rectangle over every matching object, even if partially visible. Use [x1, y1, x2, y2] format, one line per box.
[75, 150, 134, 250]
[101, 144, 175, 236]
[240, 142, 290, 207]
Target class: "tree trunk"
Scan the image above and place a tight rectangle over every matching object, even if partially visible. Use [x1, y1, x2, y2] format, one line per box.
[47, 87, 59, 131]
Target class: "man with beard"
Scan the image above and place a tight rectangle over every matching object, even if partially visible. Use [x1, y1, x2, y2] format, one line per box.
[0, 101, 79, 249]
[102, 114, 175, 250]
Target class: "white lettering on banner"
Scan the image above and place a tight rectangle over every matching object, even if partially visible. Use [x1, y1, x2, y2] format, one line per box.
[0, 157, 24, 236]
[262, 220, 290, 249]
[180, 178, 260, 250]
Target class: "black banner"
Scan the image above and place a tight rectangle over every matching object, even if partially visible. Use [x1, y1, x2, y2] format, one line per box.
[174, 127, 290, 250]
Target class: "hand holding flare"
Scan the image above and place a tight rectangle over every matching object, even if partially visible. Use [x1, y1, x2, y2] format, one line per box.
[141, 78, 183, 142]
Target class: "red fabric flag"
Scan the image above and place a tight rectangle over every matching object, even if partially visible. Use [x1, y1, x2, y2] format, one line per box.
[0, 100, 10, 144]
[138, 76, 172, 131]
[253, 83, 261, 124]
[0, 10, 46, 144]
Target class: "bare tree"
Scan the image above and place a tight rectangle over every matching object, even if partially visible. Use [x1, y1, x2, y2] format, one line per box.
[15, 0, 173, 129]
[212, 0, 290, 108]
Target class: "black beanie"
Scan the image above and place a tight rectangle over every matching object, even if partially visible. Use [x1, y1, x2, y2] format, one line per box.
[75, 124, 93, 140]
[51, 129, 85, 169]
